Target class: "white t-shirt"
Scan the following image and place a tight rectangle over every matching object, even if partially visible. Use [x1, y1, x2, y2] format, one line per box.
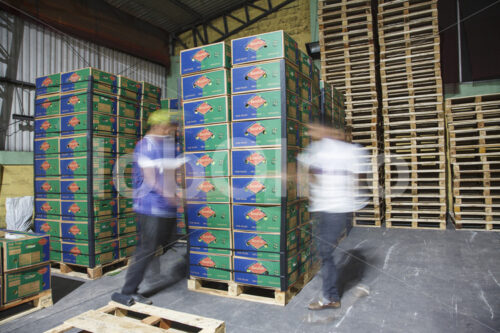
[297, 138, 370, 213]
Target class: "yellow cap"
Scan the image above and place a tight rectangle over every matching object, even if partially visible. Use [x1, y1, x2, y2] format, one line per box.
[147, 109, 180, 126]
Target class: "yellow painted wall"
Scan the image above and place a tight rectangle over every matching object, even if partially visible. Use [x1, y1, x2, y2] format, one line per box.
[0, 165, 34, 228]
[175, 0, 311, 55]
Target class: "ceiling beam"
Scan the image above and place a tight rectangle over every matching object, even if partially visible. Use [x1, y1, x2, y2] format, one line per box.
[173, 0, 297, 49]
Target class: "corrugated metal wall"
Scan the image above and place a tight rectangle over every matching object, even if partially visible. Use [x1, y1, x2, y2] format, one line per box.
[0, 10, 167, 152]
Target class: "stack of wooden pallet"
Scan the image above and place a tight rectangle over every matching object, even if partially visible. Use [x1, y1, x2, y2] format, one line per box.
[378, 0, 446, 229]
[446, 93, 500, 231]
[318, 0, 382, 227]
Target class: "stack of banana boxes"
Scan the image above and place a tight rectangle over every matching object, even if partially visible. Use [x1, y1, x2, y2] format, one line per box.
[180, 41, 233, 282]
[0, 230, 51, 307]
[160, 98, 186, 235]
[182, 30, 332, 291]
[33, 67, 158, 268]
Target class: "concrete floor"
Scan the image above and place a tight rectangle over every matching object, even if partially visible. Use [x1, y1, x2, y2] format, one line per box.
[2, 226, 500, 333]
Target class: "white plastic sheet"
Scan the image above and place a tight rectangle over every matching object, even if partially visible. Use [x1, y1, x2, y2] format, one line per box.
[5, 196, 33, 231]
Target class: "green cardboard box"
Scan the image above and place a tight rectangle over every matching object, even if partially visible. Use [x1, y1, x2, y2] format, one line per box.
[117, 117, 141, 137]
[3, 263, 51, 304]
[233, 255, 299, 289]
[231, 30, 299, 66]
[61, 68, 117, 94]
[60, 156, 115, 178]
[231, 60, 298, 94]
[117, 137, 138, 155]
[118, 76, 142, 101]
[180, 42, 231, 75]
[232, 202, 298, 233]
[119, 233, 138, 249]
[184, 150, 230, 177]
[185, 177, 231, 203]
[186, 203, 231, 229]
[184, 123, 230, 152]
[189, 228, 232, 255]
[120, 245, 136, 258]
[118, 197, 134, 215]
[59, 135, 116, 158]
[233, 229, 298, 260]
[60, 178, 116, 200]
[60, 91, 116, 116]
[183, 96, 230, 126]
[189, 252, 231, 281]
[60, 113, 116, 136]
[118, 214, 138, 235]
[181, 69, 230, 101]
[117, 98, 140, 119]
[0, 230, 50, 271]
[141, 81, 161, 102]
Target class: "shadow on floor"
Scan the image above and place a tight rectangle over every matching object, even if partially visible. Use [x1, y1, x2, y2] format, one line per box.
[0, 275, 85, 321]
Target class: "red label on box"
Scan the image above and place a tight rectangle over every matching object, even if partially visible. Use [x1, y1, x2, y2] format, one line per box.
[247, 235, 267, 249]
[246, 68, 266, 81]
[247, 208, 266, 222]
[196, 102, 212, 115]
[199, 232, 216, 245]
[246, 153, 266, 166]
[246, 38, 267, 51]
[199, 206, 216, 219]
[193, 49, 210, 62]
[199, 257, 216, 268]
[248, 262, 268, 274]
[197, 155, 214, 167]
[246, 180, 265, 194]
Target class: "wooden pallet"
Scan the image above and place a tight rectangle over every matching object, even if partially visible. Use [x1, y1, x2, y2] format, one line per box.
[188, 264, 320, 306]
[51, 258, 129, 280]
[45, 301, 225, 333]
[0, 290, 53, 325]
[386, 220, 446, 230]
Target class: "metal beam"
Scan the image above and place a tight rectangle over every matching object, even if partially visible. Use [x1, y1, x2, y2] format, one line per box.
[0, 77, 35, 89]
[173, 0, 297, 49]
[166, 0, 203, 20]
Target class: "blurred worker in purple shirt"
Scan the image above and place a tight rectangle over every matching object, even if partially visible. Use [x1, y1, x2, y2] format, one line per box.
[114, 109, 183, 305]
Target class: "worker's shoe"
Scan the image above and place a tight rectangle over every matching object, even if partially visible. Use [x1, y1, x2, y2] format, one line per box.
[308, 299, 341, 310]
[129, 293, 153, 305]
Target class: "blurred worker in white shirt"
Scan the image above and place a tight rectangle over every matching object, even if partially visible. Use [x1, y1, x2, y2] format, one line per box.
[298, 123, 369, 310]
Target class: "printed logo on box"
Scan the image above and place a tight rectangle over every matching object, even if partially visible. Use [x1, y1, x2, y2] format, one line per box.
[41, 161, 51, 171]
[41, 77, 53, 87]
[68, 73, 80, 83]
[40, 121, 51, 130]
[68, 96, 80, 105]
[246, 180, 265, 194]
[41, 182, 52, 192]
[199, 257, 216, 268]
[198, 181, 215, 193]
[198, 206, 216, 219]
[70, 246, 81, 256]
[246, 153, 266, 166]
[40, 142, 51, 151]
[197, 155, 214, 167]
[197, 128, 214, 141]
[68, 183, 80, 193]
[247, 95, 267, 109]
[193, 49, 210, 62]
[199, 231, 216, 244]
[67, 161, 80, 171]
[194, 76, 211, 88]
[42, 101, 52, 109]
[245, 123, 266, 136]
[41, 202, 53, 212]
[68, 117, 80, 128]
[68, 203, 81, 214]
[247, 208, 267, 222]
[248, 262, 268, 274]
[69, 225, 81, 235]
[41, 223, 51, 232]
[246, 38, 267, 51]
[247, 235, 267, 249]
[67, 139, 79, 150]
[196, 102, 213, 115]
[246, 68, 266, 81]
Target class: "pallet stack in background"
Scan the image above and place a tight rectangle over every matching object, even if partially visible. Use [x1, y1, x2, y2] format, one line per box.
[160, 97, 187, 235]
[378, 0, 446, 229]
[318, 0, 383, 227]
[33, 68, 161, 273]
[446, 93, 500, 231]
[180, 41, 233, 283]
[181, 31, 342, 294]
[0, 230, 52, 309]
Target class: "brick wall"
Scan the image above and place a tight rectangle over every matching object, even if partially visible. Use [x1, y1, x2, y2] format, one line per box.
[174, 0, 311, 55]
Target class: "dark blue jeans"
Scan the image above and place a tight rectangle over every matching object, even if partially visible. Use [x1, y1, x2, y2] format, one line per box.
[316, 212, 352, 302]
[122, 214, 176, 295]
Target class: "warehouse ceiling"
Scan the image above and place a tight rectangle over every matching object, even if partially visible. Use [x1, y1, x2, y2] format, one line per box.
[104, 0, 250, 35]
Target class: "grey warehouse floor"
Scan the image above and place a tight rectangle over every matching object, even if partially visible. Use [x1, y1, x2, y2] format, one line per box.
[2, 226, 500, 333]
